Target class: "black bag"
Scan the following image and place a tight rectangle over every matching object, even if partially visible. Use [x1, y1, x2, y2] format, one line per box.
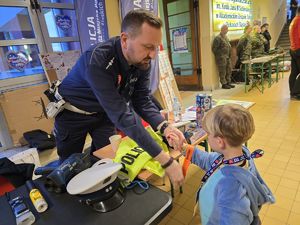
[232, 70, 245, 82]
[23, 129, 56, 151]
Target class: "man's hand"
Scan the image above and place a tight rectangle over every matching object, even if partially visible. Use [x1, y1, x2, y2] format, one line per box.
[164, 125, 186, 151]
[164, 160, 184, 188]
[154, 151, 184, 188]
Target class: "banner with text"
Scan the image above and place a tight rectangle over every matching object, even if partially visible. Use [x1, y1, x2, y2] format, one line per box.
[76, 0, 109, 52]
[213, 0, 253, 31]
[120, 0, 158, 19]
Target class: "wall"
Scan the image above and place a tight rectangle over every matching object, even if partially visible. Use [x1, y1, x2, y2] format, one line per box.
[199, 0, 219, 91]
[105, 0, 121, 37]
[199, 0, 287, 91]
[252, 0, 287, 47]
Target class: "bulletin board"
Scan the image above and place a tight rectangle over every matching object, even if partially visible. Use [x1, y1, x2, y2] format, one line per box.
[39, 50, 81, 85]
[154, 50, 182, 111]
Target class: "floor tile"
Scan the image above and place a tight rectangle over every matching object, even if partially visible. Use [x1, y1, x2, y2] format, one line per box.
[279, 178, 300, 190]
[172, 207, 194, 225]
[276, 185, 297, 200]
[287, 212, 300, 225]
[262, 216, 287, 225]
[265, 205, 291, 223]
[291, 201, 300, 215]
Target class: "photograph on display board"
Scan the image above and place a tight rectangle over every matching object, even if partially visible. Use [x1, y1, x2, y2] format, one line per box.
[39, 50, 80, 84]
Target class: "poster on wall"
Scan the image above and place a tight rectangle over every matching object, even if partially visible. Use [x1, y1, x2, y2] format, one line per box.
[212, 0, 253, 31]
[172, 27, 188, 53]
[76, 0, 109, 52]
[120, 0, 159, 94]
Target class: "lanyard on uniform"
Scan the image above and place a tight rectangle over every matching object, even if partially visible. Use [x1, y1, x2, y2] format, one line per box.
[195, 149, 264, 202]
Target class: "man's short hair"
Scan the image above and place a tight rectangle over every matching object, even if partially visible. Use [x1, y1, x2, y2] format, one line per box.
[121, 9, 162, 37]
[202, 104, 255, 147]
[261, 23, 269, 29]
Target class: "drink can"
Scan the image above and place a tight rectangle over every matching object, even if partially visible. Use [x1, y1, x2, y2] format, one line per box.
[203, 94, 212, 111]
[196, 94, 212, 127]
[196, 94, 212, 111]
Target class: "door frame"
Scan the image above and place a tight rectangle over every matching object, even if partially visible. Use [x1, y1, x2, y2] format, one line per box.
[162, 0, 202, 90]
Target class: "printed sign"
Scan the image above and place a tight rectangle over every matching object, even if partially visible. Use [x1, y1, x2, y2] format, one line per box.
[55, 15, 72, 32]
[212, 0, 253, 31]
[172, 27, 188, 53]
[6, 51, 29, 72]
[76, 0, 109, 52]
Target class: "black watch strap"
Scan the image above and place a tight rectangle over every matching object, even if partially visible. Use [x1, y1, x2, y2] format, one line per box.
[160, 122, 169, 135]
[161, 157, 174, 169]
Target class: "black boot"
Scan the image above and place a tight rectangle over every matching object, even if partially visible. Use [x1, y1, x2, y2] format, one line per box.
[227, 83, 235, 88]
[222, 84, 231, 89]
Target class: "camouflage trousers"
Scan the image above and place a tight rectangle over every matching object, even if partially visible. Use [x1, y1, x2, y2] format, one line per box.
[217, 58, 232, 85]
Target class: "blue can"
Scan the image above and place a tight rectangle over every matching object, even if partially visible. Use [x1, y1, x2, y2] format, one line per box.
[196, 94, 212, 127]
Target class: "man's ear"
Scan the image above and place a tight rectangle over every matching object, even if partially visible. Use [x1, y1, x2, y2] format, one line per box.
[120, 32, 128, 49]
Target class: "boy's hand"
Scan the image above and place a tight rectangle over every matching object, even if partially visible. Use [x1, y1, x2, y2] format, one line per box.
[164, 125, 186, 151]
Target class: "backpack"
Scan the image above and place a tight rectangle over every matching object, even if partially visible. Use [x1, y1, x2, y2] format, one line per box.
[23, 129, 56, 151]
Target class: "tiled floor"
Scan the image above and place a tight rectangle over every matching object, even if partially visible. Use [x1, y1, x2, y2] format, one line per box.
[39, 72, 300, 225]
[155, 73, 300, 225]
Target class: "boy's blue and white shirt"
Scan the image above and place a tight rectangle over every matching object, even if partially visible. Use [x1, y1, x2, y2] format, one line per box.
[190, 146, 275, 225]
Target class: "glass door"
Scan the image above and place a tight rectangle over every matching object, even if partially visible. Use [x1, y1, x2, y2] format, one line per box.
[162, 0, 202, 90]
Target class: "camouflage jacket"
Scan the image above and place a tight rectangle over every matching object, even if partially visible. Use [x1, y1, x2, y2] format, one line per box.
[237, 33, 252, 61]
[250, 33, 267, 58]
[212, 34, 231, 60]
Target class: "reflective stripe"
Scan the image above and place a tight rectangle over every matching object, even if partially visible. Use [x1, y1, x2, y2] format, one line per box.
[64, 103, 97, 115]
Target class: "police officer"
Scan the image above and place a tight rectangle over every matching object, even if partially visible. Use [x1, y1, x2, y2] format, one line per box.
[54, 10, 185, 187]
[250, 25, 267, 58]
[212, 24, 234, 89]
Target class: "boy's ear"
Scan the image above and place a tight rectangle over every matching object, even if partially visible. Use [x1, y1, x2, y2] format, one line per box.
[216, 136, 226, 150]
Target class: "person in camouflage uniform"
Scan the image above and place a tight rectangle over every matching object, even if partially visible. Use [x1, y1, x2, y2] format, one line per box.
[236, 25, 252, 69]
[250, 25, 267, 58]
[212, 24, 234, 89]
[235, 25, 253, 84]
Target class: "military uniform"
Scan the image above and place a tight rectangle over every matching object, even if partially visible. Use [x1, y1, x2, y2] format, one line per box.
[212, 34, 232, 85]
[250, 33, 267, 58]
[236, 33, 252, 68]
[236, 33, 252, 83]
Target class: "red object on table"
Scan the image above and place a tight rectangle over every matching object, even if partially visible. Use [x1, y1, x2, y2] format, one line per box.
[118, 120, 150, 137]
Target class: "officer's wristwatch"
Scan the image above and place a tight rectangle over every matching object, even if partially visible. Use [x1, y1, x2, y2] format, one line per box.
[160, 122, 169, 135]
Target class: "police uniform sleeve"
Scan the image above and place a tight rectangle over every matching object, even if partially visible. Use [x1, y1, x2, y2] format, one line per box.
[85, 50, 164, 157]
[131, 69, 165, 129]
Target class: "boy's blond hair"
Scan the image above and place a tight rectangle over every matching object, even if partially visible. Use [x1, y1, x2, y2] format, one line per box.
[202, 104, 255, 147]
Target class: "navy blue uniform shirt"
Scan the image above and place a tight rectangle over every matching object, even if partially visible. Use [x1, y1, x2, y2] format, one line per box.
[59, 37, 165, 157]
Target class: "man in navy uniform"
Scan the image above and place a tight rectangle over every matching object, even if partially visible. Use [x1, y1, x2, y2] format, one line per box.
[54, 10, 185, 187]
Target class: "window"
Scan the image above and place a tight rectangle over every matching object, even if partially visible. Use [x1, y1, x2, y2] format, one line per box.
[0, 0, 79, 91]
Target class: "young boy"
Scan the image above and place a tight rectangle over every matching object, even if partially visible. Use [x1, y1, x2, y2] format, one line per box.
[179, 104, 275, 225]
